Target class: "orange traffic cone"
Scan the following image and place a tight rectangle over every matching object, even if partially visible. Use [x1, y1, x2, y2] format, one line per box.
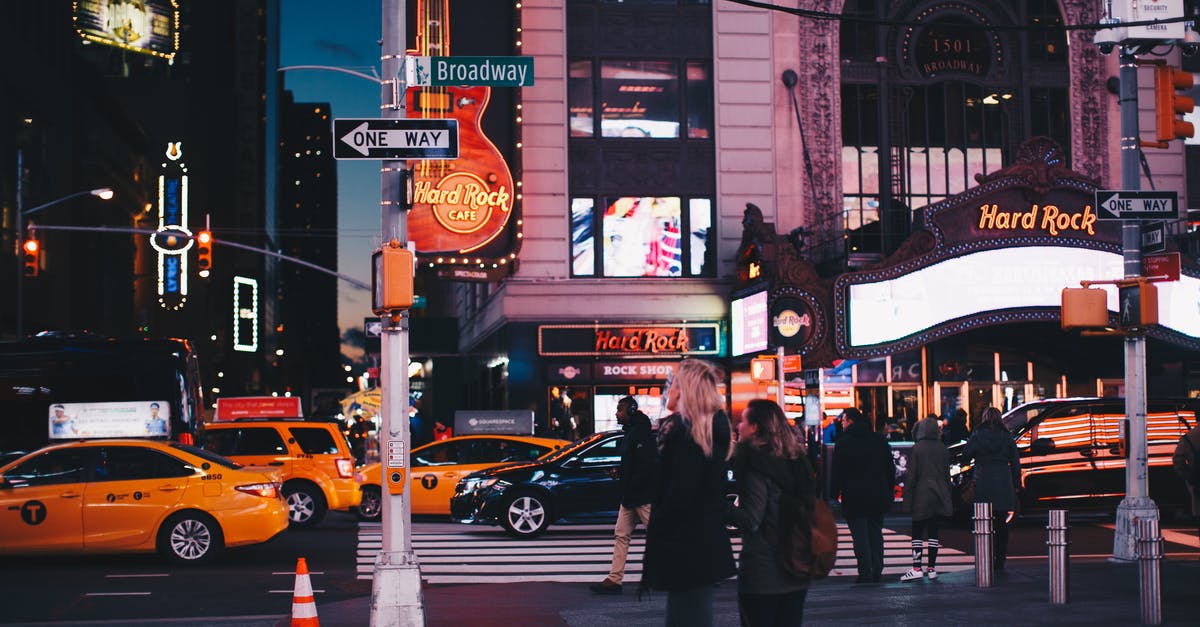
[291, 557, 319, 626]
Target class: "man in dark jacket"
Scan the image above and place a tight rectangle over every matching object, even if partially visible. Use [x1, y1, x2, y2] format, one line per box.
[591, 396, 657, 594]
[830, 407, 895, 583]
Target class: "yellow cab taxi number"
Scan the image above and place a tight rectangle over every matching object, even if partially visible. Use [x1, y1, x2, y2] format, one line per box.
[202, 473, 223, 480]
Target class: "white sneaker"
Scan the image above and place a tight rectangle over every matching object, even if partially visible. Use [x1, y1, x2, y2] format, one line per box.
[900, 568, 925, 582]
[926, 569, 938, 580]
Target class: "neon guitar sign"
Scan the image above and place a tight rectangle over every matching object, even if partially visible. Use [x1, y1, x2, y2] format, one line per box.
[407, 0, 519, 262]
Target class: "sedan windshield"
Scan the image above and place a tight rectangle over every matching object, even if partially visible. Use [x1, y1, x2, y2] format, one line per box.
[539, 431, 614, 464]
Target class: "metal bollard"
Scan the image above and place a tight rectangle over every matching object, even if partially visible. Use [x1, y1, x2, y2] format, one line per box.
[973, 502, 993, 588]
[1136, 518, 1163, 625]
[1046, 509, 1069, 605]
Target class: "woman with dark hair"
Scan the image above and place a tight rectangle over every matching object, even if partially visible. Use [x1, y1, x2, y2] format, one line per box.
[962, 406, 1020, 571]
[729, 399, 814, 626]
[641, 358, 736, 626]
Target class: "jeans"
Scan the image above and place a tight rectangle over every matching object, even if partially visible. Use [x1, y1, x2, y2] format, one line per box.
[739, 589, 808, 627]
[607, 503, 651, 584]
[845, 515, 884, 579]
[666, 584, 715, 627]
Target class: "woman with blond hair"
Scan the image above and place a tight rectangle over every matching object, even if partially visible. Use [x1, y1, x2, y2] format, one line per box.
[641, 359, 736, 626]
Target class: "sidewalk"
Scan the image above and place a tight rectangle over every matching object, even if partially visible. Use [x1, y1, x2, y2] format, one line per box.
[310, 557, 1200, 626]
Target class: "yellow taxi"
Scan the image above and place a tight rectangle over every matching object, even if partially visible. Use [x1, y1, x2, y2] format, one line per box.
[0, 439, 288, 563]
[356, 434, 570, 520]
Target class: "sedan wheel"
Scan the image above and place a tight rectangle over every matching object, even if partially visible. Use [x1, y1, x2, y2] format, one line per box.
[357, 485, 382, 522]
[158, 512, 223, 564]
[501, 492, 549, 538]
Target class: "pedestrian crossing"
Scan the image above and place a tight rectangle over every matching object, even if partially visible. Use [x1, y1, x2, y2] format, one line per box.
[355, 522, 974, 584]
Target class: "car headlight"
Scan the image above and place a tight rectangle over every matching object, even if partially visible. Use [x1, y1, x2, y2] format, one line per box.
[459, 477, 508, 494]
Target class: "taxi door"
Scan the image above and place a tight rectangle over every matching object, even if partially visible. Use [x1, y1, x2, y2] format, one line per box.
[211, 427, 294, 476]
[0, 447, 93, 552]
[409, 440, 466, 514]
[82, 446, 191, 549]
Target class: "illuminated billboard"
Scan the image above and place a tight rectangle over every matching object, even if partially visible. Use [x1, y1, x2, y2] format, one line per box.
[49, 400, 171, 439]
[731, 290, 768, 356]
[74, 0, 180, 60]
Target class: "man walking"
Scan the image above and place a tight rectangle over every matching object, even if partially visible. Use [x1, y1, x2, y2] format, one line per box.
[591, 396, 657, 594]
[831, 407, 895, 583]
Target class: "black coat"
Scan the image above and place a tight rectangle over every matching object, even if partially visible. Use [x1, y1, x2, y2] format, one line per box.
[641, 412, 737, 592]
[830, 420, 895, 518]
[729, 440, 812, 594]
[963, 425, 1020, 512]
[618, 410, 658, 507]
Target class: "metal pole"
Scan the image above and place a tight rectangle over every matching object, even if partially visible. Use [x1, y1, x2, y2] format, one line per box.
[1136, 517, 1163, 625]
[776, 346, 786, 410]
[370, 0, 424, 624]
[1047, 509, 1070, 605]
[15, 146, 23, 339]
[1113, 48, 1159, 563]
[973, 501, 993, 588]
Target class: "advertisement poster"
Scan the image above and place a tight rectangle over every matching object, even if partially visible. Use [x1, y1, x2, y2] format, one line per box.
[48, 401, 171, 439]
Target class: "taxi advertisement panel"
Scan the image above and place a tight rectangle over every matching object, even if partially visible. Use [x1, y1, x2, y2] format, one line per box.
[49, 401, 171, 440]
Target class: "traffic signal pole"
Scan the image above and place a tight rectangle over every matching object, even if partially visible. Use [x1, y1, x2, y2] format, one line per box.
[371, 0, 424, 624]
[1112, 49, 1155, 563]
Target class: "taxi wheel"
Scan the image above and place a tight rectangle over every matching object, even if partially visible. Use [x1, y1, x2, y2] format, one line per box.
[500, 491, 549, 538]
[158, 511, 223, 564]
[284, 482, 328, 529]
[357, 485, 382, 522]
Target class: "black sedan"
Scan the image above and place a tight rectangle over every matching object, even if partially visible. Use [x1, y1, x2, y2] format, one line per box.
[450, 431, 624, 537]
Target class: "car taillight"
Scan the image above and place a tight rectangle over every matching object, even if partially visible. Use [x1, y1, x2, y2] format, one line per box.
[336, 458, 354, 478]
[236, 482, 280, 499]
[178, 433, 194, 446]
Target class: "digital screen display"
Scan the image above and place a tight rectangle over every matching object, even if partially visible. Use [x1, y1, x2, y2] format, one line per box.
[731, 290, 769, 356]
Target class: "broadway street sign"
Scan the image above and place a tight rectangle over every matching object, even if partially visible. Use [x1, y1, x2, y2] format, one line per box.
[333, 118, 458, 160]
[404, 56, 534, 88]
[1094, 190, 1178, 220]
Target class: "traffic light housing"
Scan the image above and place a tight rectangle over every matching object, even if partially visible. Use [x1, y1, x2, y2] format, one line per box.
[1061, 287, 1108, 329]
[371, 244, 414, 314]
[1154, 64, 1196, 143]
[22, 238, 40, 278]
[195, 230, 212, 277]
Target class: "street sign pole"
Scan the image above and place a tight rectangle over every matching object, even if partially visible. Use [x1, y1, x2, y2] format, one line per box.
[371, 0, 424, 624]
[1112, 48, 1156, 563]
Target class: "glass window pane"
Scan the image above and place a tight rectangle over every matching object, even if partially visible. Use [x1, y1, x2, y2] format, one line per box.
[689, 198, 712, 275]
[571, 198, 596, 276]
[602, 197, 682, 277]
[600, 60, 680, 138]
[569, 59, 594, 138]
[289, 427, 338, 455]
[240, 428, 288, 455]
[686, 61, 713, 139]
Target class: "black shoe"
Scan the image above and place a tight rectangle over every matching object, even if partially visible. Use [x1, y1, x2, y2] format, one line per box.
[590, 579, 623, 595]
[871, 570, 883, 582]
[855, 575, 871, 584]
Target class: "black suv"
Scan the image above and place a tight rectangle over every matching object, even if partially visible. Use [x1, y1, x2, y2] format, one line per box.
[949, 397, 1198, 517]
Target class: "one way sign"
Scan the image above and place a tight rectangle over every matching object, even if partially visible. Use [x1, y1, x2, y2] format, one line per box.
[333, 118, 459, 160]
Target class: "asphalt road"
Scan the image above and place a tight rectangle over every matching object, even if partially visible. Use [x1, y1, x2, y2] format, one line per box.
[0, 513, 1196, 625]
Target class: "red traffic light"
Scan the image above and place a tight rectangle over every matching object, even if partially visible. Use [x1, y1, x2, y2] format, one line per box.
[195, 230, 213, 277]
[22, 238, 40, 277]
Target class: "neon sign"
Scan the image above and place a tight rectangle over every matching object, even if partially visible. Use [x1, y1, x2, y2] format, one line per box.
[155, 142, 190, 311]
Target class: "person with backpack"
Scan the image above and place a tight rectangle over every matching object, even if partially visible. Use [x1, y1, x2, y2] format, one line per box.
[728, 399, 815, 626]
[830, 407, 895, 583]
[1172, 420, 1200, 546]
[900, 414, 954, 581]
[641, 358, 736, 627]
[591, 396, 658, 595]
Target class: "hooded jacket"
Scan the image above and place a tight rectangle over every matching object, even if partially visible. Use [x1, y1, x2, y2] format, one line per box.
[830, 419, 895, 518]
[618, 410, 657, 507]
[903, 416, 953, 520]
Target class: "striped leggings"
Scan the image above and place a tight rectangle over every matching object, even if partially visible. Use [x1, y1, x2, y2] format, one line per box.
[911, 516, 941, 570]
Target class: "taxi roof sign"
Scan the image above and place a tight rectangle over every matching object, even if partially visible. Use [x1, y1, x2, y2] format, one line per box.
[214, 397, 303, 421]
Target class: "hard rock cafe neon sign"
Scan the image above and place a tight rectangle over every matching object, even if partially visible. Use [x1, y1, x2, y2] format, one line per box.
[413, 172, 512, 234]
[977, 203, 1097, 236]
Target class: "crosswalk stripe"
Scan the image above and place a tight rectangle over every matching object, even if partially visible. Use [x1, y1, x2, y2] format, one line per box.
[355, 523, 973, 583]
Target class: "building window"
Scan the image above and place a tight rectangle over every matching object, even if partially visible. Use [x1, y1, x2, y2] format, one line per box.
[572, 196, 712, 277]
[569, 59, 712, 139]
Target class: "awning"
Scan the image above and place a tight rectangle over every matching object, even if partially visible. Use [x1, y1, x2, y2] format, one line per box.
[341, 388, 381, 416]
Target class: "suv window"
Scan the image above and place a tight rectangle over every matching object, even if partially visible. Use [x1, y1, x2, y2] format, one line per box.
[290, 427, 340, 455]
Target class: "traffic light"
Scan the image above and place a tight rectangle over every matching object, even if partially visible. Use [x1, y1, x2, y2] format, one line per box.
[195, 230, 212, 277]
[1061, 287, 1108, 329]
[371, 244, 414, 314]
[21, 238, 39, 278]
[1154, 64, 1196, 143]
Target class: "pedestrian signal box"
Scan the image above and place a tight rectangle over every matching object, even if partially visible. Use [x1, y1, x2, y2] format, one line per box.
[372, 243, 414, 314]
[1118, 282, 1158, 329]
[750, 356, 776, 382]
[1061, 287, 1108, 329]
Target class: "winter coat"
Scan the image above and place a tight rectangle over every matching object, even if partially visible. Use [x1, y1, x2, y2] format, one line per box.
[642, 412, 737, 592]
[729, 439, 812, 594]
[1172, 425, 1200, 517]
[962, 424, 1021, 512]
[830, 420, 895, 518]
[618, 410, 658, 507]
[903, 417, 953, 520]
[943, 418, 970, 445]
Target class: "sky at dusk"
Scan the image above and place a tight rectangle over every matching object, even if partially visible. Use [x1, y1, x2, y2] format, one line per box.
[279, 1, 384, 348]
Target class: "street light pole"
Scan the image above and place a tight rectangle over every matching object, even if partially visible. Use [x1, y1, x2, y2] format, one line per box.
[14, 186, 114, 338]
[370, 0, 424, 625]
